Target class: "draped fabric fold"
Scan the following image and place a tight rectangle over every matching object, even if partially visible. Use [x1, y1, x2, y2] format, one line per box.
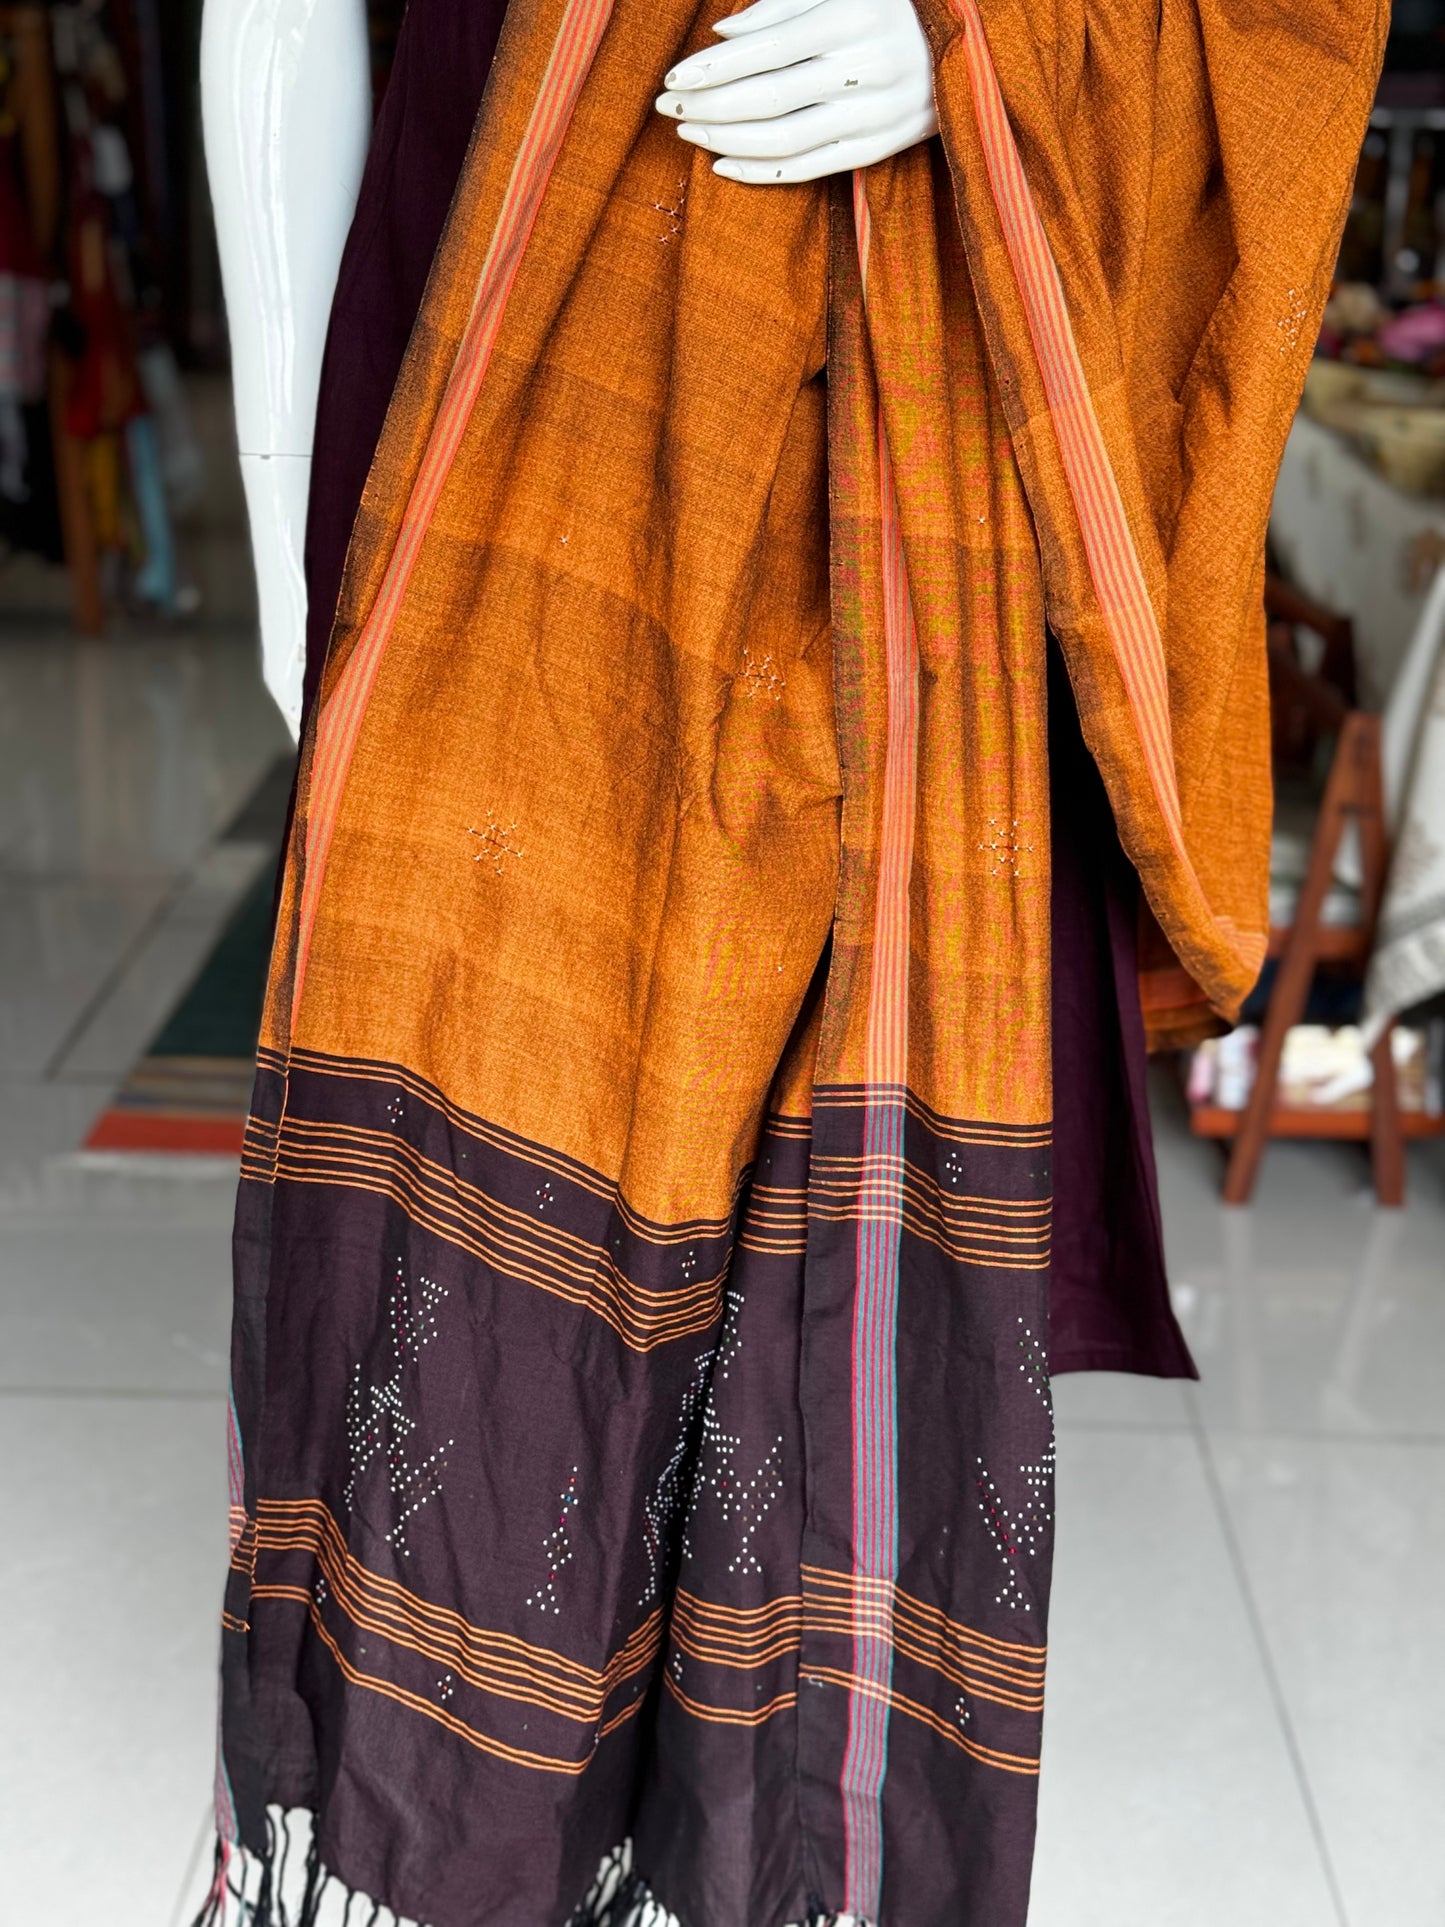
[210, 1, 1383, 1920]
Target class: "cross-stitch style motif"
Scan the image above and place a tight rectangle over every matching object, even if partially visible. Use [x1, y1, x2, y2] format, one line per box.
[681, 1287, 784, 1577]
[344, 1260, 453, 1557]
[738, 647, 786, 703]
[527, 1468, 580, 1614]
[979, 816, 1031, 877]
[973, 1319, 1055, 1612]
[467, 812, 523, 875]
[653, 177, 686, 243]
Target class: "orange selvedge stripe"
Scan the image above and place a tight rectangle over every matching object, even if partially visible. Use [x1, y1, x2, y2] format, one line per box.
[841, 166, 920, 1920]
[264, 1160, 724, 1350]
[264, 1121, 726, 1347]
[304, 1597, 646, 1774]
[281, 1049, 749, 1242]
[801, 1612, 1043, 1713]
[667, 1606, 1037, 1713]
[670, 1626, 803, 1671]
[669, 1593, 805, 1669]
[800, 1564, 1047, 1665]
[259, 1500, 623, 1680]
[275, 1115, 727, 1310]
[951, 0, 1186, 863]
[670, 1584, 1041, 1691]
[801, 1665, 1040, 1775]
[806, 1588, 1046, 1682]
[663, 1672, 798, 1728]
[254, 1498, 661, 1722]
[260, 1539, 661, 1722]
[291, 0, 616, 1021]
[671, 1590, 804, 1628]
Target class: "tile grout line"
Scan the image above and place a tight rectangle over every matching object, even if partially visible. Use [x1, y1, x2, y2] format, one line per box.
[38, 811, 274, 1087]
[1064, 1419, 1445, 1447]
[1185, 1381, 1354, 1927]
[39, 865, 202, 1084]
[32, 739, 288, 1089]
[168, 1805, 215, 1927]
[0, 1385, 227, 1402]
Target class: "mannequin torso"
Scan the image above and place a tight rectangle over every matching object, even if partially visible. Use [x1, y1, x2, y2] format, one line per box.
[200, 0, 935, 735]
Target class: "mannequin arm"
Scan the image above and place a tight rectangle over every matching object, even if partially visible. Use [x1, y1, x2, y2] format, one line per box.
[201, 0, 372, 737]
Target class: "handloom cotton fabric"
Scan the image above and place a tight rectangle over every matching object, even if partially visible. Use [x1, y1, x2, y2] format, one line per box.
[305, 0, 1182, 1382]
[210, 1, 1385, 1923]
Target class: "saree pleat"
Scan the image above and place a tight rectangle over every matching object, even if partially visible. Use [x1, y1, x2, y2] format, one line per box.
[212, 0, 1385, 1919]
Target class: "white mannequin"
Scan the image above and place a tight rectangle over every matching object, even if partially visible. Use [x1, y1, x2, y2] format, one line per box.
[200, 0, 372, 739]
[201, 0, 935, 737]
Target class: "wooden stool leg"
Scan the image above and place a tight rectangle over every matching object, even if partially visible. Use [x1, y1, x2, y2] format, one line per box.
[1223, 957, 1301, 1204]
[1369, 1026, 1406, 1207]
[1224, 717, 1370, 1204]
[47, 350, 104, 637]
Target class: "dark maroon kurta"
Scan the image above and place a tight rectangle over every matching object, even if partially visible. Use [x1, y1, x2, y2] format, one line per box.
[302, 0, 1193, 1386]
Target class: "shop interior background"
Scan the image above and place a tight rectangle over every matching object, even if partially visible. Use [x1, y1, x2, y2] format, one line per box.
[0, 2, 1443, 1924]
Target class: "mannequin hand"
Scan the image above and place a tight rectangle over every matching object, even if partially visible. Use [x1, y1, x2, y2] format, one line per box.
[654, 0, 937, 185]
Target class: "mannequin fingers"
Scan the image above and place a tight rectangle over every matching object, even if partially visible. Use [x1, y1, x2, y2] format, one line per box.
[678, 100, 864, 158]
[665, 0, 869, 91]
[658, 52, 885, 127]
[712, 106, 936, 181]
[666, 26, 823, 94]
[725, 0, 877, 42]
[848, 102, 938, 167]
[713, 140, 858, 185]
[711, 0, 828, 36]
[681, 82, 928, 159]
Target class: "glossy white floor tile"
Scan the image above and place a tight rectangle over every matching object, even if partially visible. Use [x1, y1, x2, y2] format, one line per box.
[1050, 1366, 1193, 1430]
[53, 843, 272, 1084]
[0, 1206, 232, 1394]
[0, 1395, 230, 1927]
[1151, 1078, 1445, 1442]
[1208, 1433, 1445, 1927]
[0, 632, 286, 883]
[0, 876, 170, 1079]
[1029, 1427, 1342, 1927]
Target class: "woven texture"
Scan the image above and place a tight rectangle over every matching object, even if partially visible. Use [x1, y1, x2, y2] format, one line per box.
[213, 1, 1385, 1922]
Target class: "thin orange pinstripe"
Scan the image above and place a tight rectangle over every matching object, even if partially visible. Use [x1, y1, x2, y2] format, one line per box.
[952, 0, 1186, 861]
[292, 0, 617, 1021]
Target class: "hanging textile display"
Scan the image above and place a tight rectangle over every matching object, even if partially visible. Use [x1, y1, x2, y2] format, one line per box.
[0, 21, 56, 548]
[202, 0, 1386, 1922]
[47, 0, 192, 612]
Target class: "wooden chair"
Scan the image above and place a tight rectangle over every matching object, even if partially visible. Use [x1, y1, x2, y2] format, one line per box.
[1190, 576, 1442, 1204]
[1217, 711, 1405, 1205]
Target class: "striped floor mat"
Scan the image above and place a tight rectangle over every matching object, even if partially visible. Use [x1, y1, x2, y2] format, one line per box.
[83, 761, 289, 1155]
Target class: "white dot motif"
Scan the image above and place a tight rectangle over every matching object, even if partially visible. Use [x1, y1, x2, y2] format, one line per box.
[653, 176, 687, 243]
[973, 1318, 1055, 1613]
[979, 816, 1032, 878]
[526, 1468, 580, 1614]
[737, 647, 785, 704]
[344, 1259, 453, 1559]
[639, 1347, 714, 1608]
[682, 1288, 784, 1577]
[467, 812, 523, 877]
[1278, 286, 1309, 354]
